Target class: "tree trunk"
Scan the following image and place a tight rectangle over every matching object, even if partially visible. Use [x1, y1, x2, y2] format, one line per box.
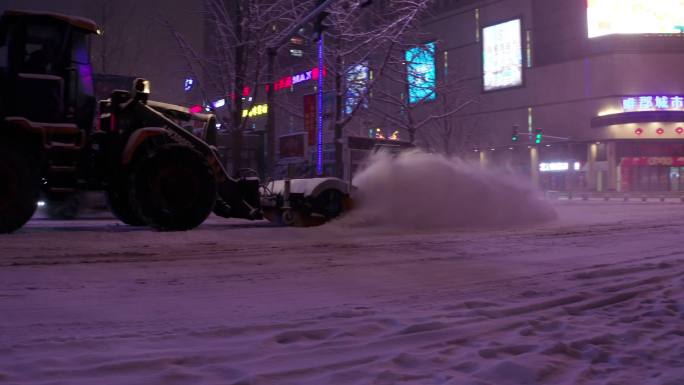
[333, 43, 344, 179]
[231, 0, 244, 177]
[265, 50, 276, 178]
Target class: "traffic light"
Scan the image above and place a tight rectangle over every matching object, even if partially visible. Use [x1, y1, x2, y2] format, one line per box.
[511, 125, 519, 142]
[534, 128, 543, 144]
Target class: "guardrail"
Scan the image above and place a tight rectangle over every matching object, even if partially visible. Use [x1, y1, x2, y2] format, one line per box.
[545, 190, 684, 203]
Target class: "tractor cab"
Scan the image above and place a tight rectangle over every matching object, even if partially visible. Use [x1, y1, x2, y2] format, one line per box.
[0, 10, 98, 130]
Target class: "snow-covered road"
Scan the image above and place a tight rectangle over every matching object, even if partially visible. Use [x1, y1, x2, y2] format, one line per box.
[1, 202, 683, 385]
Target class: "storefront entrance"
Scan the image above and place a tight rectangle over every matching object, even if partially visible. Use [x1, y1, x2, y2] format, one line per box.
[619, 157, 684, 192]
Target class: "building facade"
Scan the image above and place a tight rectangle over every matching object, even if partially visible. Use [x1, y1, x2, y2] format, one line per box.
[419, 0, 684, 192]
[199, 0, 684, 191]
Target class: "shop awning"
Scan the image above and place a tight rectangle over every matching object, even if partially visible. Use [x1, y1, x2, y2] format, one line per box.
[591, 111, 684, 128]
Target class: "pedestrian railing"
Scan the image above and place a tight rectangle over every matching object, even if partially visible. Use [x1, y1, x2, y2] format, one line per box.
[545, 190, 684, 203]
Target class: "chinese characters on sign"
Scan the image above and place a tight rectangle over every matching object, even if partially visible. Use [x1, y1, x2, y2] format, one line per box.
[184, 78, 194, 92]
[622, 96, 684, 112]
[539, 162, 581, 172]
[483, 19, 523, 91]
[621, 156, 684, 167]
[242, 104, 268, 118]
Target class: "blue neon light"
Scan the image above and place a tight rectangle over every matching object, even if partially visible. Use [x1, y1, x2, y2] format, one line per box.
[406, 42, 436, 104]
[184, 77, 194, 92]
[316, 36, 324, 176]
[622, 95, 684, 112]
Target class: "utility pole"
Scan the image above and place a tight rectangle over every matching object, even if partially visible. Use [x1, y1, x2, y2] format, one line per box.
[262, 0, 373, 177]
[314, 0, 329, 176]
[333, 37, 344, 178]
[263, 0, 337, 177]
[266, 48, 276, 178]
[231, 0, 245, 177]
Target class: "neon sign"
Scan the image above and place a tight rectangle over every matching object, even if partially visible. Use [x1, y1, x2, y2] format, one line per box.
[242, 104, 268, 118]
[539, 162, 581, 172]
[184, 78, 194, 92]
[212, 98, 226, 108]
[622, 96, 684, 112]
[273, 67, 327, 92]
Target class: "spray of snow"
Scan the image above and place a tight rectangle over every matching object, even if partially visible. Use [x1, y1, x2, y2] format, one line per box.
[339, 150, 556, 229]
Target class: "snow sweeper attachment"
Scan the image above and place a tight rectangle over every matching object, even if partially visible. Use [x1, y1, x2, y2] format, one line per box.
[97, 79, 351, 231]
[260, 177, 353, 227]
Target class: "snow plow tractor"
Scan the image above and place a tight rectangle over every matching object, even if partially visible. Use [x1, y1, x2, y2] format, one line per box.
[0, 10, 350, 233]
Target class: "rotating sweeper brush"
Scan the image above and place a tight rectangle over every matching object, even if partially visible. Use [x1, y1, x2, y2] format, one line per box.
[260, 178, 353, 227]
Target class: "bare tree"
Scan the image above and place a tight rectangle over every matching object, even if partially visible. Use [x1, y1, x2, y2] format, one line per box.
[415, 62, 481, 156]
[212, 0, 431, 177]
[368, 38, 479, 150]
[326, 0, 430, 177]
[168, 0, 310, 176]
[170, 0, 430, 177]
[89, 0, 147, 75]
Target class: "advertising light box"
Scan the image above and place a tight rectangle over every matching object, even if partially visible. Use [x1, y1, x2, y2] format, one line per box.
[587, 0, 684, 38]
[345, 62, 369, 115]
[482, 19, 522, 92]
[406, 42, 436, 104]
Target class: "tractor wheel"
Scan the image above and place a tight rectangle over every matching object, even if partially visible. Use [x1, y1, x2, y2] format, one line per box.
[46, 193, 81, 220]
[130, 144, 216, 231]
[106, 178, 146, 226]
[0, 144, 39, 233]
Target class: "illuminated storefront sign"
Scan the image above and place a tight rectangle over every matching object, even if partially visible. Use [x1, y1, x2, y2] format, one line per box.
[273, 67, 327, 91]
[483, 19, 523, 91]
[242, 103, 268, 118]
[406, 42, 436, 104]
[622, 96, 684, 112]
[212, 98, 226, 108]
[539, 162, 581, 172]
[621, 156, 684, 167]
[369, 128, 401, 140]
[587, 0, 684, 38]
[184, 77, 194, 92]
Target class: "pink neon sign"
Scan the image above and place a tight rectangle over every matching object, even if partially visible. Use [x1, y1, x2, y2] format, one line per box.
[272, 67, 327, 91]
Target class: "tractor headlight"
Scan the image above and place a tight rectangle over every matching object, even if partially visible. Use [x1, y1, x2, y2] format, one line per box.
[132, 78, 151, 103]
[133, 78, 151, 94]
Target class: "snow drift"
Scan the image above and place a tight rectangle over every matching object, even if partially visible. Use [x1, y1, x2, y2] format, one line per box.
[340, 150, 556, 229]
